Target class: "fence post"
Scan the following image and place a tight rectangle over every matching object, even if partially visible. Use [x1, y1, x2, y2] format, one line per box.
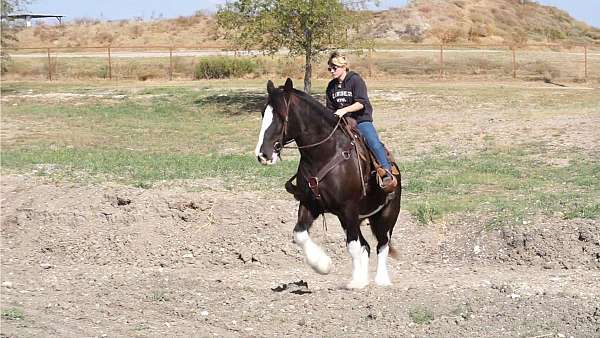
[368, 48, 373, 78]
[439, 44, 444, 79]
[169, 47, 173, 81]
[107, 46, 112, 80]
[584, 45, 588, 82]
[512, 46, 517, 79]
[47, 48, 52, 80]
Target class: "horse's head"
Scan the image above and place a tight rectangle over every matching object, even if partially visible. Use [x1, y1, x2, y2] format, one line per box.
[255, 78, 294, 165]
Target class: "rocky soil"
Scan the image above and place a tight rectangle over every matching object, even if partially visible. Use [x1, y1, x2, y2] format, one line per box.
[1, 174, 599, 337]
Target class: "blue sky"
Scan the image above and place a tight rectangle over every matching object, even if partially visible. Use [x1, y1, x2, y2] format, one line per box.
[25, 0, 600, 28]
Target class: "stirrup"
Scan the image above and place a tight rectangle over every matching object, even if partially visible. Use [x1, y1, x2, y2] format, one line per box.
[377, 168, 397, 193]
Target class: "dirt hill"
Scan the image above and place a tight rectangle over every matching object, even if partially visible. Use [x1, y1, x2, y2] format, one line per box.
[367, 0, 600, 44]
[12, 0, 600, 47]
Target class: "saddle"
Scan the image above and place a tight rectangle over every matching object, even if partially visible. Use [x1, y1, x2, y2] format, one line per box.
[340, 118, 399, 194]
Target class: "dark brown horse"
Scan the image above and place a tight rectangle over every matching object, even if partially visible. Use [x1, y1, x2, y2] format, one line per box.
[255, 78, 401, 288]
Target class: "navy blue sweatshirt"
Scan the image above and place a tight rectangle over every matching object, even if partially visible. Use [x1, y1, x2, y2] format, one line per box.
[326, 71, 373, 124]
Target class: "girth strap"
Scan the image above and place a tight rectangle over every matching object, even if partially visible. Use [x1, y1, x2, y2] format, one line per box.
[308, 145, 354, 199]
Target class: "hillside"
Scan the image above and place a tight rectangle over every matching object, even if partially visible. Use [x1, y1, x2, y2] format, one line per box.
[15, 15, 223, 48]
[12, 0, 600, 47]
[367, 0, 600, 44]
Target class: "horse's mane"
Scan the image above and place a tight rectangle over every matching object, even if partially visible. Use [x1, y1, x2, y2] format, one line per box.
[290, 88, 339, 125]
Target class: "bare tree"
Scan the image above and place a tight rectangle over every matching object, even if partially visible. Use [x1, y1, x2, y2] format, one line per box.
[1, 0, 32, 73]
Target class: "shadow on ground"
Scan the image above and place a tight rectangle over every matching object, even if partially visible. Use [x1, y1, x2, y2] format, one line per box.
[194, 92, 328, 116]
[194, 92, 266, 115]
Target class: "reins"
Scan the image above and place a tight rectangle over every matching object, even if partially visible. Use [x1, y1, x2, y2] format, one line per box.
[284, 118, 342, 150]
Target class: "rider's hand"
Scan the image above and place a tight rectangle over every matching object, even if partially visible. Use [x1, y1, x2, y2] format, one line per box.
[334, 109, 348, 118]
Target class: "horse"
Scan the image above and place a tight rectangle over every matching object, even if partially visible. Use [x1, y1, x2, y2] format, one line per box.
[255, 78, 401, 289]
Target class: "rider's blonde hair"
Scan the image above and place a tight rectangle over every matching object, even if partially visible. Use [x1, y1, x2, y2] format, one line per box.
[328, 51, 348, 67]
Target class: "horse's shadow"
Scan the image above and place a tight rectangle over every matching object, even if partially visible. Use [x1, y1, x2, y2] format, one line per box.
[194, 91, 266, 116]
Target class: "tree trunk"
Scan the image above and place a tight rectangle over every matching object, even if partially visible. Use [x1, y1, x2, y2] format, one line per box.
[304, 50, 312, 94]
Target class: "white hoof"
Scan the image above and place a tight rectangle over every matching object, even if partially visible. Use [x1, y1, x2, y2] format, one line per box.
[346, 279, 369, 289]
[309, 255, 332, 275]
[374, 275, 392, 286]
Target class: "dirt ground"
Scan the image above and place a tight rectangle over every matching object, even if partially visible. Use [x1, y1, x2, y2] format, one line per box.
[1, 172, 599, 337]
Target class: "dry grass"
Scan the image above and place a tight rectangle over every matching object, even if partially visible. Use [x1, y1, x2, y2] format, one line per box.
[16, 13, 221, 48]
[2, 47, 598, 83]
[368, 0, 600, 45]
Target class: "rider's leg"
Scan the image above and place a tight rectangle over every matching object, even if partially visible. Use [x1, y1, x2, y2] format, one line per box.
[357, 121, 391, 173]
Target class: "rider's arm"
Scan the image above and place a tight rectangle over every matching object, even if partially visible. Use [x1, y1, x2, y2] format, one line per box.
[337, 101, 364, 114]
[336, 76, 368, 116]
[351, 76, 370, 112]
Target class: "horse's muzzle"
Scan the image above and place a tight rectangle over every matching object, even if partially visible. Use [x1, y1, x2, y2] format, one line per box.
[257, 153, 278, 165]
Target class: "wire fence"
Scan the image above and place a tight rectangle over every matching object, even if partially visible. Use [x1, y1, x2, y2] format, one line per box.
[2, 43, 598, 82]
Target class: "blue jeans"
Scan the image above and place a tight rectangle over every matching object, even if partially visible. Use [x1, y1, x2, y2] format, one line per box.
[357, 121, 391, 171]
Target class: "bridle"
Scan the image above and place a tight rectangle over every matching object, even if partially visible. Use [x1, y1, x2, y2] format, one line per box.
[272, 94, 342, 154]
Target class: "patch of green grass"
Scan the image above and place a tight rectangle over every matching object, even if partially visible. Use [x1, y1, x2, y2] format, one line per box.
[149, 290, 169, 302]
[563, 203, 600, 220]
[133, 323, 150, 331]
[3, 81, 599, 228]
[1, 86, 263, 155]
[401, 147, 600, 226]
[2, 308, 25, 320]
[414, 202, 439, 225]
[408, 305, 434, 325]
[1, 147, 298, 190]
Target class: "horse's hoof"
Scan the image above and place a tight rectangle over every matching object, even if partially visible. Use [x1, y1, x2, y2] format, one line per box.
[311, 256, 332, 275]
[346, 279, 369, 289]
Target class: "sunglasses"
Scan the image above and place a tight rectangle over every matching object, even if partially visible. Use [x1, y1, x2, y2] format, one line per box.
[328, 65, 340, 72]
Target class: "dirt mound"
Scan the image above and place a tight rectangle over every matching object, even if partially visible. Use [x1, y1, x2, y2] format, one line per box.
[1, 175, 301, 270]
[488, 220, 600, 269]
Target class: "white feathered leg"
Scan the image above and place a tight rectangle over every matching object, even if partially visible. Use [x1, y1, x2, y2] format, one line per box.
[293, 231, 332, 274]
[346, 240, 369, 289]
[374, 244, 392, 286]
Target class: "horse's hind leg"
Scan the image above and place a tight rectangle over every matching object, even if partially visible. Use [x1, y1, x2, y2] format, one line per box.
[369, 195, 401, 286]
[293, 203, 332, 275]
[341, 212, 371, 289]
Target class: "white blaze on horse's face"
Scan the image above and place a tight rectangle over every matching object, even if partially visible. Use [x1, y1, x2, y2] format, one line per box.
[255, 104, 280, 165]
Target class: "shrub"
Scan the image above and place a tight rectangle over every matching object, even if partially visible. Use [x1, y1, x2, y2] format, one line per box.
[129, 25, 144, 39]
[529, 60, 561, 81]
[33, 25, 62, 43]
[194, 57, 259, 79]
[73, 17, 100, 25]
[95, 31, 114, 45]
[408, 306, 434, 324]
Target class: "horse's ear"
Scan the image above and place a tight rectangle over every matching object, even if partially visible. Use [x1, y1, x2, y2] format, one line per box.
[267, 80, 275, 95]
[284, 78, 293, 91]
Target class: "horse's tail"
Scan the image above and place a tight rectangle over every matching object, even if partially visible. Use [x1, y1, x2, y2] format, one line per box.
[388, 241, 399, 260]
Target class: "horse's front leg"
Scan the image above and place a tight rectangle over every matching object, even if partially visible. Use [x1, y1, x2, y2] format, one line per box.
[341, 212, 371, 289]
[293, 203, 332, 275]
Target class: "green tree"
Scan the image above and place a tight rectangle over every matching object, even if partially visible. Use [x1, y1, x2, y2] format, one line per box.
[216, 0, 374, 94]
[1, 0, 32, 73]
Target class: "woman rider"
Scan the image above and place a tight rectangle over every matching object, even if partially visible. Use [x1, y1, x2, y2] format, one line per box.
[325, 51, 393, 185]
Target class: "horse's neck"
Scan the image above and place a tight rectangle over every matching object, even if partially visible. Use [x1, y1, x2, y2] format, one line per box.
[292, 101, 349, 159]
